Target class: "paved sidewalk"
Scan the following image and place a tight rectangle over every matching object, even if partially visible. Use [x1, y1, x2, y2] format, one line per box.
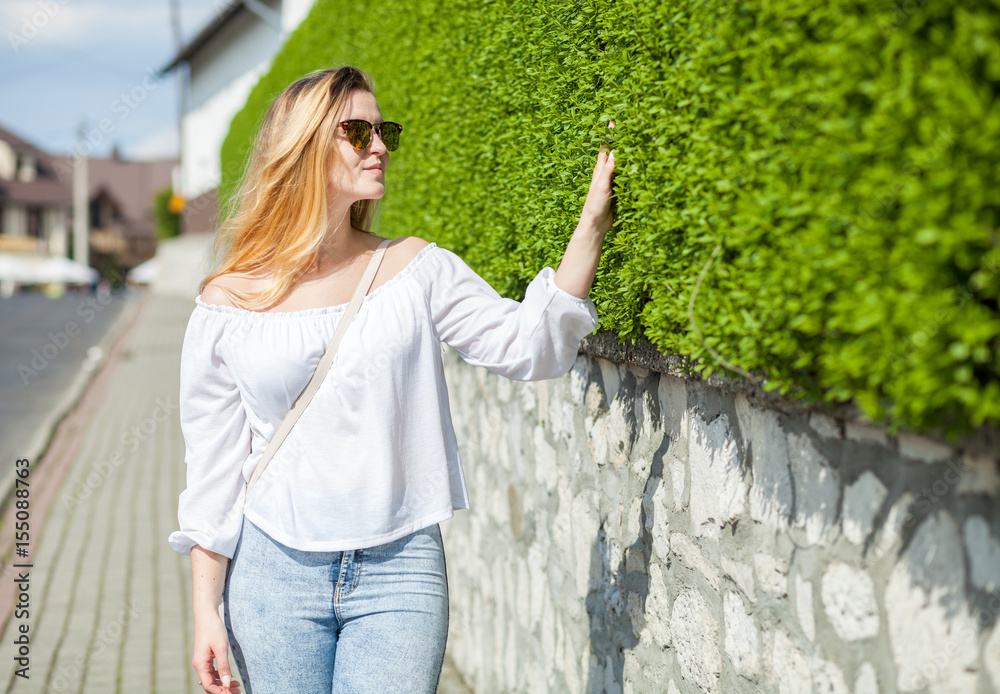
[0, 236, 473, 693]
[1, 292, 202, 693]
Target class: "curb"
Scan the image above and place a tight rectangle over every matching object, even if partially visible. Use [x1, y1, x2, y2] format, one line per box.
[0, 289, 147, 516]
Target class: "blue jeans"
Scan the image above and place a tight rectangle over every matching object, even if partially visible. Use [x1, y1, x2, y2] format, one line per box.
[223, 517, 450, 694]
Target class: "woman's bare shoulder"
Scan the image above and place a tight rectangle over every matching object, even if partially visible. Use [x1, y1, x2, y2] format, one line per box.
[200, 272, 264, 307]
[383, 236, 433, 273]
[388, 235, 432, 257]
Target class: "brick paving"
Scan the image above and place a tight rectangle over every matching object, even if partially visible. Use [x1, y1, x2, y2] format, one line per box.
[0, 289, 473, 693]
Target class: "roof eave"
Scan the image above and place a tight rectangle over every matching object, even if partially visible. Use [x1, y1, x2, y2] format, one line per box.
[158, 1, 246, 76]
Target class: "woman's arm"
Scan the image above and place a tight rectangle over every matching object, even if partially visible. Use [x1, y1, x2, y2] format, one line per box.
[554, 141, 616, 299]
[425, 134, 615, 381]
[191, 545, 240, 693]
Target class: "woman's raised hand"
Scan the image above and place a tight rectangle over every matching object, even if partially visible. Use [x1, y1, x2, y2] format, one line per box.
[552, 122, 618, 299]
[580, 122, 616, 236]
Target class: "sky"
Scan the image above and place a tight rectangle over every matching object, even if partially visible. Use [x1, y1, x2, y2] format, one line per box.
[0, 0, 220, 161]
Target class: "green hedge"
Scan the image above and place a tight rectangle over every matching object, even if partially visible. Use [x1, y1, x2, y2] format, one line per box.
[220, 0, 1000, 436]
[153, 186, 180, 240]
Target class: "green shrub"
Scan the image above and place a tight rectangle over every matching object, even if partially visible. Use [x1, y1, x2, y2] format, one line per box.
[153, 186, 180, 240]
[220, 0, 1000, 436]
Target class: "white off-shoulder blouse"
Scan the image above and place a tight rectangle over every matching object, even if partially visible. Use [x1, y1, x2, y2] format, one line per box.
[167, 242, 599, 558]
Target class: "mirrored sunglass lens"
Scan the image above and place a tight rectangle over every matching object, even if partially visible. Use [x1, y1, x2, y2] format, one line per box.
[380, 124, 401, 151]
[345, 121, 371, 148]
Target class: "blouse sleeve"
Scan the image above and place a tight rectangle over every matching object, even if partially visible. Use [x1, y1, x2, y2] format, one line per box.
[427, 247, 599, 381]
[167, 307, 253, 559]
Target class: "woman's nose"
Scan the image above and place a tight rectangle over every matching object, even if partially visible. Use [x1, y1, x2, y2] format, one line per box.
[369, 131, 388, 154]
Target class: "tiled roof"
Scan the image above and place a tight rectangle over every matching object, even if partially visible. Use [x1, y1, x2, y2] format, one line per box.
[53, 155, 177, 239]
[0, 124, 71, 206]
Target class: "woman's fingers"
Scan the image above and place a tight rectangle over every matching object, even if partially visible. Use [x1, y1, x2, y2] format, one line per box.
[216, 656, 233, 691]
[193, 600, 239, 692]
[193, 643, 238, 693]
[580, 136, 616, 234]
[193, 659, 219, 693]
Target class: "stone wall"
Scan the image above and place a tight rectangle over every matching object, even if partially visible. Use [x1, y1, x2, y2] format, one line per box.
[437, 343, 1000, 693]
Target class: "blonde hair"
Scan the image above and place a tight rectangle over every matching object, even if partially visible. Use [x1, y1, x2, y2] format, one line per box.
[202, 66, 380, 310]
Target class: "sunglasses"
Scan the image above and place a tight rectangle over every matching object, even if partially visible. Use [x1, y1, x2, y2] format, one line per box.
[338, 120, 403, 152]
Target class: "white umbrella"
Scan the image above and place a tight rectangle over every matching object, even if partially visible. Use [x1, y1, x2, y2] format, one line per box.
[0, 253, 36, 282]
[33, 256, 98, 284]
[127, 256, 159, 284]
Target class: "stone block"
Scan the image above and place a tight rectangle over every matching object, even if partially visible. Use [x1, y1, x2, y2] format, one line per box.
[747, 408, 793, 531]
[768, 630, 811, 694]
[789, 432, 840, 546]
[723, 591, 760, 679]
[845, 422, 889, 446]
[550, 398, 577, 444]
[884, 512, 979, 693]
[643, 475, 670, 560]
[671, 588, 721, 694]
[721, 555, 757, 603]
[671, 532, 721, 591]
[842, 472, 887, 545]
[637, 384, 659, 445]
[528, 550, 547, 630]
[811, 656, 850, 694]
[519, 381, 537, 415]
[623, 649, 642, 694]
[897, 432, 952, 464]
[808, 412, 841, 439]
[639, 658, 671, 690]
[516, 556, 531, 632]
[754, 553, 789, 597]
[670, 452, 688, 513]
[689, 413, 747, 540]
[984, 623, 1000, 689]
[734, 392, 752, 440]
[602, 655, 624, 694]
[962, 516, 1000, 593]
[658, 374, 687, 438]
[870, 493, 913, 561]
[795, 572, 815, 642]
[956, 452, 1000, 496]
[605, 397, 633, 470]
[572, 491, 600, 597]
[507, 484, 523, 538]
[624, 494, 645, 549]
[854, 662, 879, 694]
[569, 357, 589, 406]
[627, 591, 645, 639]
[540, 589, 555, 665]
[586, 379, 607, 421]
[599, 358, 620, 404]
[820, 563, 879, 642]
[532, 425, 558, 489]
[646, 563, 672, 649]
[564, 627, 583, 692]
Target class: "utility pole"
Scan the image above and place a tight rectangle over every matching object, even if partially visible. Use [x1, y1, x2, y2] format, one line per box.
[72, 121, 89, 268]
[168, 0, 186, 231]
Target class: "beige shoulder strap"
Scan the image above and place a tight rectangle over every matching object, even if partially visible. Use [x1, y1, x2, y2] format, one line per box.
[244, 238, 392, 500]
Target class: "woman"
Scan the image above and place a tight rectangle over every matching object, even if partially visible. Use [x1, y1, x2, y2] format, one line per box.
[168, 66, 615, 694]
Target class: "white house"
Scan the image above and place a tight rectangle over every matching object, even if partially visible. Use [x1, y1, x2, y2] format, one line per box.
[0, 125, 71, 258]
[160, 0, 317, 234]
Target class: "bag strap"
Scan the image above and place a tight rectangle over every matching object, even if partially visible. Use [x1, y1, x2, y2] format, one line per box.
[245, 238, 393, 499]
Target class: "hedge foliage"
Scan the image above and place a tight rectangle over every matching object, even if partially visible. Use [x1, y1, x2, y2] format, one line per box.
[220, 0, 1000, 436]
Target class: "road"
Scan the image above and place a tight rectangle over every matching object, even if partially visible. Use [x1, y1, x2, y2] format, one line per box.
[0, 288, 130, 477]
